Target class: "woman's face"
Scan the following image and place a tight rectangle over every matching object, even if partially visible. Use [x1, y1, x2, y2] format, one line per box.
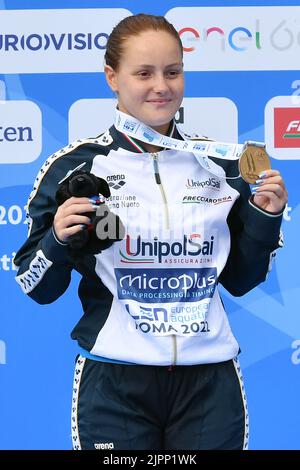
[105, 30, 184, 135]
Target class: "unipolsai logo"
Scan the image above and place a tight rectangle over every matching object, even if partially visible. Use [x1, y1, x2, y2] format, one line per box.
[186, 177, 221, 190]
[118, 233, 215, 264]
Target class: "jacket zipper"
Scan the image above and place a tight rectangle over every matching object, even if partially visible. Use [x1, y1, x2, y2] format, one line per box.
[151, 153, 177, 366]
[151, 153, 170, 230]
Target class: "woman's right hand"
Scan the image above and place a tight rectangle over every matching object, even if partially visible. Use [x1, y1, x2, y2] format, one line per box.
[53, 197, 96, 243]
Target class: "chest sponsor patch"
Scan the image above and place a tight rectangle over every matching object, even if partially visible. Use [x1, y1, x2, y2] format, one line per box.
[115, 267, 216, 304]
[115, 267, 217, 337]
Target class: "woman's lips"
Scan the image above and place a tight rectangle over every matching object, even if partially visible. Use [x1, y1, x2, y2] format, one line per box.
[147, 99, 171, 104]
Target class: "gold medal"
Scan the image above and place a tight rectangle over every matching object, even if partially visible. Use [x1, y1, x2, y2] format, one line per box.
[238, 142, 271, 184]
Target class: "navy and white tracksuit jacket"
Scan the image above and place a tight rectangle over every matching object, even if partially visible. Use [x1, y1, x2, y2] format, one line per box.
[14, 123, 283, 367]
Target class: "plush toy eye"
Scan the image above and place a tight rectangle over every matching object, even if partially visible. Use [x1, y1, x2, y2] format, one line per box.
[69, 173, 97, 197]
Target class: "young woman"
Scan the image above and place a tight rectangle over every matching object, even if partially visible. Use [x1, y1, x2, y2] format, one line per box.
[14, 14, 287, 450]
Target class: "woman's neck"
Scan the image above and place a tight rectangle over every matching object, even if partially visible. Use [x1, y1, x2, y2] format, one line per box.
[140, 143, 164, 153]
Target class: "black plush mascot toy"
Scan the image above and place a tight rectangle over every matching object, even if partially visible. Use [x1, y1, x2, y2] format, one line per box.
[55, 169, 125, 254]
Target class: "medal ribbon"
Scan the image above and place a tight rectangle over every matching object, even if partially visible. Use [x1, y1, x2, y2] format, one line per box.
[115, 109, 244, 159]
[115, 109, 265, 180]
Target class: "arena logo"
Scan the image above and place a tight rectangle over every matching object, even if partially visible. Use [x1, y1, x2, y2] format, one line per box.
[119, 234, 215, 264]
[106, 174, 126, 190]
[0, 100, 42, 163]
[94, 443, 114, 450]
[265, 96, 300, 159]
[0, 9, 131, 73]
[166, 6, 300, 71]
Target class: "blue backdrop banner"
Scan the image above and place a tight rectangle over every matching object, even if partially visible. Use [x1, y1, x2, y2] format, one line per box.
[0, 0, 299, 450]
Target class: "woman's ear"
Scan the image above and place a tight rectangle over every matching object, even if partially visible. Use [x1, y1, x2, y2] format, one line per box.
[104, 65, 118, 93]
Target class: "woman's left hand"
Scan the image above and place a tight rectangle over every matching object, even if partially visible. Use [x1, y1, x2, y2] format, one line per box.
[252, 169, 288, 213]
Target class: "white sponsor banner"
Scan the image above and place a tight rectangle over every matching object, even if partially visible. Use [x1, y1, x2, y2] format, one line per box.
[0, 100, 42, 163]
[166, 6, 300, 71]
[265, 96, 300, 160]
[68, 97, 237, 143]
[69, 98, 117, 142]
[177, 97, 238, 142]
[0, 9, 131, 73]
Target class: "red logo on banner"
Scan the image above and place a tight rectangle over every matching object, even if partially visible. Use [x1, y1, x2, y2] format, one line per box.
[274, 108, 300, 148]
